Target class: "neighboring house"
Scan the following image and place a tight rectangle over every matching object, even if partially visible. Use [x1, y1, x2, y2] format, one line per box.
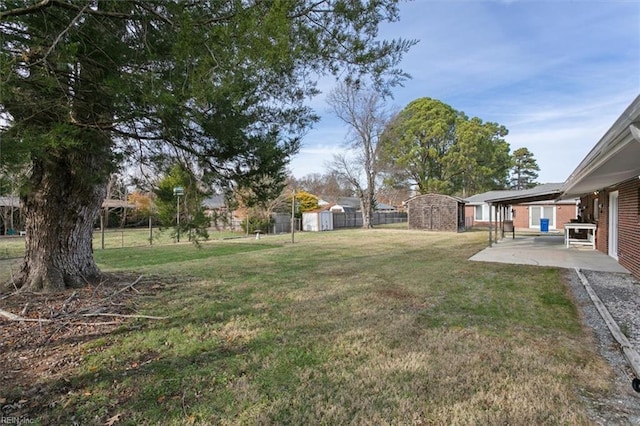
[329, 204, 356, 213]
[374, 202, 397, 212]
[464, 190, 503, 226]
[202, 194, 247, 231]
[404, 194, 466, 232]
[323, 196, 358, 213]
[319, 196, 397, 213]
[465, 183, 578, 231]
[561, 94, 640, 279]
[202, 194, 227, 212]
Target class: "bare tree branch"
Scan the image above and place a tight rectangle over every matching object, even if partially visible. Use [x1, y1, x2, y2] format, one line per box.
[327, 81, 389, 228]
[29, 2, 89, 68]
[0, 0, 51, 18]
[49, 0, 132, 18]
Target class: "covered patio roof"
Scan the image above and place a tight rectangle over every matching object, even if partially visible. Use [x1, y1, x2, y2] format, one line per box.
[561, 94, 640, 199]
[482, 95, 640, 247]
[484, 182, 564, 206]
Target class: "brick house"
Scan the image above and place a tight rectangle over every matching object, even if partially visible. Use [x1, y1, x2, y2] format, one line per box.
[465, 183, 577, 231]
[561, 95, 640, 279]
[404, 194, 466, 232]
[511, 200, 578, 231]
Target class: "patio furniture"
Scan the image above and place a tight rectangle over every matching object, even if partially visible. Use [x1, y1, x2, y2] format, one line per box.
[564, 222, 596, 249]
[503, 220, 515, 239]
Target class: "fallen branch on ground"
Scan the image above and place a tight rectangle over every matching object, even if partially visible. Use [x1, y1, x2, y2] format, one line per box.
[1, 308, 166, 323]
[0, 309, 52, 322]
[0, 307, 24, 321]
[105, 275, 143, 300]
[80, 312, 167, 320]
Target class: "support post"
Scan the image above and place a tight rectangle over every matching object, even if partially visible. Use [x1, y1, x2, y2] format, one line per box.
[494, 203, 499, 243]
[488, 202, 493, 247]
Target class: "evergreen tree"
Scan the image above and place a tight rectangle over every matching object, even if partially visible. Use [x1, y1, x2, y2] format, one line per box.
[0, 0, 414, 291]
[510, 147, 540, 189]
[154, 165, 210, 243]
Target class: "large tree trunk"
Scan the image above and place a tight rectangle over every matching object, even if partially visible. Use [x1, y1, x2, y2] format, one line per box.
[10, 151, 108, 292]
[360, 188, 374, 229]
[4, 4, 119, 293]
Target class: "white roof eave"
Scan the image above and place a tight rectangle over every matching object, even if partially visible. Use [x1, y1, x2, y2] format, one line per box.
[561, 95, 640, 198]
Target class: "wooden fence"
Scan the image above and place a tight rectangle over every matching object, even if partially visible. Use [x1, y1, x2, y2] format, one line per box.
[332, 212, 407, 229]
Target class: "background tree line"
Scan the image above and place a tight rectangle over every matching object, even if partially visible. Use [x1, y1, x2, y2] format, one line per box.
[0, 0, 415, 291]
[290, 92, 540, 225]
[379, 97, 539, 197]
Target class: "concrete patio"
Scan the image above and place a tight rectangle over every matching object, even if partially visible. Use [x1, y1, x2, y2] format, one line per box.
[469, 234, 630, 273]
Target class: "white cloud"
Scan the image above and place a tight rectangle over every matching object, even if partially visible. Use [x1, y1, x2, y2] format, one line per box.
[290, 0, 640, 187]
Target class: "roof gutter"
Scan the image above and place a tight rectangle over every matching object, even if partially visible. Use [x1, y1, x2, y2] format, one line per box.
[561, 95, 640, 197]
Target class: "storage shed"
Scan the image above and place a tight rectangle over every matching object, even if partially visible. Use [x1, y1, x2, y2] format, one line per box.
[405, 194, 466, 232]
[302, 210, 334, 232]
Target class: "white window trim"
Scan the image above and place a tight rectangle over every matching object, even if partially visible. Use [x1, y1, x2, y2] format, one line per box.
[528, 205, 557, 230]
[474, 204, 496, 222]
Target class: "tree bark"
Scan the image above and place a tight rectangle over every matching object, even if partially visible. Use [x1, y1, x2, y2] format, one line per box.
[3, 2, 119, 293]
[360, 189, 374, 229]
[9, 150, 108, 292]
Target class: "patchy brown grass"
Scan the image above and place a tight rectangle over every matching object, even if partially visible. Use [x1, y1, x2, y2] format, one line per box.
[0, 229, 613, 425]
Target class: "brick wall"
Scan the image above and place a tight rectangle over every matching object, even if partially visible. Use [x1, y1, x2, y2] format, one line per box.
[464, 205, 475, 225]
[556, 203, 578, 228]
[407, 194, 462, 232]
[466, 203, 576, 231]
[512, 205, 528, 229]
[584, 178, 640, 280]
[618, 179, 640, 278]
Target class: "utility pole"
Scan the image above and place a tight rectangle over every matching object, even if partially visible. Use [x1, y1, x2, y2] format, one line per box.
[173, 186, 184, 242]
[291, 189, 296, 244]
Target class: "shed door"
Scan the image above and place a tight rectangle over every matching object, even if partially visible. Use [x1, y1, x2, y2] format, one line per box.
[422, 206, 441, 230]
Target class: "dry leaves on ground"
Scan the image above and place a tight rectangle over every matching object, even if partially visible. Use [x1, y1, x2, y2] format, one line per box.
[0, 274, 167, 420]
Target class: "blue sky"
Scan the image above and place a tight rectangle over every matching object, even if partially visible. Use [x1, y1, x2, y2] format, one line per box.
[289, 0, 640, 185]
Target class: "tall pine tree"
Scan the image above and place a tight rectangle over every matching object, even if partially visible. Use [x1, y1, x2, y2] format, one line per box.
[510, 147, 540, 189]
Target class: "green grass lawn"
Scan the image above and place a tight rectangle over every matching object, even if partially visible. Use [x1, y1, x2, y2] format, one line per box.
[5, 229, 612, 424]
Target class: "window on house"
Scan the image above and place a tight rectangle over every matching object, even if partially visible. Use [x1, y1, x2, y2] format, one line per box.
[530, 206, 541, 227]
[593, 198, 599, 221]
[475, 205, 484, 220]
[474, 204, 496, 221]
[529, 205, 556, 228]
[543, 206, 555, 227]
